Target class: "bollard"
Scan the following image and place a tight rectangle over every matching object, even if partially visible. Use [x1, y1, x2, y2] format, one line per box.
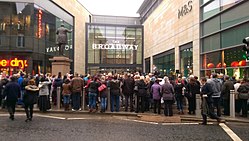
[195, 94, 201, 117]
[107, 87, 111, 111]
[230, 90, 235, 118]
[82, 87, 85, 110]
[57, 87, 61, 109]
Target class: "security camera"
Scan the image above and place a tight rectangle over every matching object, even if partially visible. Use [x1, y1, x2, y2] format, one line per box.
[243, 37, 249, 45]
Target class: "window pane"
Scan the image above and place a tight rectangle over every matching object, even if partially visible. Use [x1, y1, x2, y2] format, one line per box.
[180, 48, 193, 77]
[221, 1, 249, 29]
[202, 33, 220, 52]
[202, 0, 211, 5]
[202, 16, 220, 36]
[201, 51, 221, 69]
[202, 0, 220, 20]
[224, 46, 245, 68]
[221, 0, 241, 10]
[221, 23, 249, 48]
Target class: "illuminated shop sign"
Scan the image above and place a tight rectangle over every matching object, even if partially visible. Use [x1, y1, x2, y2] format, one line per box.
[0, 58, 28, 69]
[92, 40, 138, 50]
[46, 45, 73, 53]
[178, 1, 193, 19]
[37, 9, 43, 38]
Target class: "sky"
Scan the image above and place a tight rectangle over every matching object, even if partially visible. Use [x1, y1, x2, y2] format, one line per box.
[78, 0, 144, 17]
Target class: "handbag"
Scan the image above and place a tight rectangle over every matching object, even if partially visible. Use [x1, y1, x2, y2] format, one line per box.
[98, 84, 107, 92]
[238, 92, 249, 99]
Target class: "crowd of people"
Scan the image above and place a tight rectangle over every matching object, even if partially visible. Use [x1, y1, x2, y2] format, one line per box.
[0, 71, 248, 123]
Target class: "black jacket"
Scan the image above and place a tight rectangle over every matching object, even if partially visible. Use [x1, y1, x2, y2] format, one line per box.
[110, 79, 120, 95]
[24, 85, 39, 105]
[122, 77, 135, 96]
[201, 82, 213, 103]
[3, 81, 21, 103]
[137, 80, 147, 97]
[221, 80, 234, 100]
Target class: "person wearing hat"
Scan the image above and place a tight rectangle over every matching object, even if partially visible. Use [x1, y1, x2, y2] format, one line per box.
[3, 76, 21, 120]
[24, 79, 39, 122]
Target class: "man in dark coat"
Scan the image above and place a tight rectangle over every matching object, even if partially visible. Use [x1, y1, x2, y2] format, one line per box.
[122, 73, 135, 112]
[56, 24, 72, 56]
[221, 76, 234, 116]
[3, 76, 21, 120]
[200, 77, 221, 125]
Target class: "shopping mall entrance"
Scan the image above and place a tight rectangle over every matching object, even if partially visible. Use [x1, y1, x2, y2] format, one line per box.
[87, 65, 143, 75]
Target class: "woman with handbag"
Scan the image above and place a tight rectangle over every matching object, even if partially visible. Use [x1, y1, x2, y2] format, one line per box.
[99, 77, 108, 113]
[237, 78, 249, 117]
[161, 77, 175, 116]
[24, 79, 39, 122]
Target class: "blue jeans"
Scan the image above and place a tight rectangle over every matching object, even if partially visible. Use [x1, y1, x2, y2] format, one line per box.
[111, 94, 120, 112]
[63, 95, 70, 104]
[72, 92, 81, 110]
[89, 93, 97, 109]
[101, 97, 107, 112]
[176, 96, 183, 111]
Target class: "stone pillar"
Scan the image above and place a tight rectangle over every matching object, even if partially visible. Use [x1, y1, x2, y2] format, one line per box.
[49, 56, 72, 76]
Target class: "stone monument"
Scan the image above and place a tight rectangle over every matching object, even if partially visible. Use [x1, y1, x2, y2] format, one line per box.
[49, 23, 73, 76]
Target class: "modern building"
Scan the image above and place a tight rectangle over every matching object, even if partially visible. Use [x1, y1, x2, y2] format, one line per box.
[85, 15, 143, 74]
[0, 0, 90, 75]
[200, 0, 249, 79]
[138, 0, 249, 78]
[138, 0, 200, 77]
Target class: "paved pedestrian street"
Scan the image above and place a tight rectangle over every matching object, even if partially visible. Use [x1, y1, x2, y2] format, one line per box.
[0, 113, 248, 141]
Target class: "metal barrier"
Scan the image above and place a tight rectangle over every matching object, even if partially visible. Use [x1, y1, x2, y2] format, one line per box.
[196, 94, 201, 117]
[107, 87, 111, 111]
[82, 87, 85, 110]
[230, 90, 235, 118]
[57, 87, 61, 109]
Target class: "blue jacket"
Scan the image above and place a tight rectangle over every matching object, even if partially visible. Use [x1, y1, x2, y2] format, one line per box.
[3, 81, 21, 102]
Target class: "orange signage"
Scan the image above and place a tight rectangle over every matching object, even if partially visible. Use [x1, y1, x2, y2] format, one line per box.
[0, 58, 28, 69]
[38, 9, 42, 38]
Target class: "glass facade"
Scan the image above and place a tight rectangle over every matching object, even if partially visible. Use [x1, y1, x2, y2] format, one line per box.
[0, 1, 74, 75]
[86, 23, 143, 74]
[153, 50, 175, 77]
[200, 0, 249, 78]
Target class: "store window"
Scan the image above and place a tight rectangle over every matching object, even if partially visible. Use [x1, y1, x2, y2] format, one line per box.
[201, 51, 222, 70]
[153, 50, 175, 77]
[180, 43, 193, 77]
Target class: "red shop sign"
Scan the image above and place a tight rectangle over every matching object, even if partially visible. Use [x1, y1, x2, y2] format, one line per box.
[0, 58, 28, 69]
